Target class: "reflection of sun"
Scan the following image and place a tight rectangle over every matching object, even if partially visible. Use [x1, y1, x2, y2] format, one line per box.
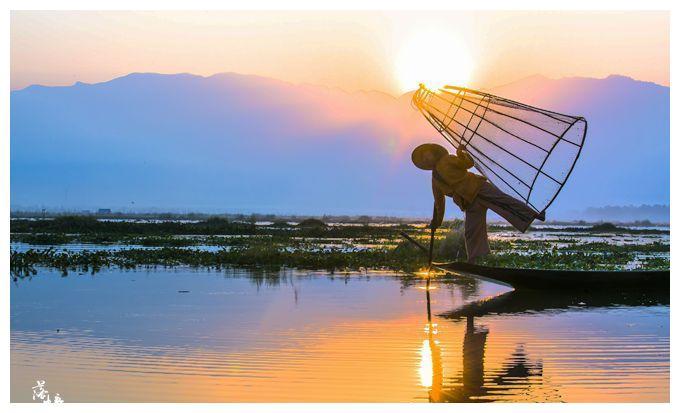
[395, 30, 474, 93]
[419, 339, 433, 387]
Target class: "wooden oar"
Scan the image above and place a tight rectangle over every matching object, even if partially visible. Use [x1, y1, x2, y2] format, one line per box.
[398, 229, 437, 271]
[399, 231, 436, 320]
[427, 227, 436, 273]
[425, 276, 432, 322]
[399, 230, 438, 321]
[398, 231, 429, 255]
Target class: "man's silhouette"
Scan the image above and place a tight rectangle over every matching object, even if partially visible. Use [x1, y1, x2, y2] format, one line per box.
[412, 143, 544, 263]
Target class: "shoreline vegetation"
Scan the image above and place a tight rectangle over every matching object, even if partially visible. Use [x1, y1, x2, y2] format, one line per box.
[10, 215, 670, 278]
[10, 210, 669, 228]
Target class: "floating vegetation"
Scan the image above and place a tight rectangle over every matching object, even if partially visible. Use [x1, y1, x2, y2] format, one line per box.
[531, 222, 668, 235]
[10, 244, 426, 278]
[297, 218, 327, 228]
[9, 217, 669, 276]
[638, 256, 672, 270]
[10, 233, 71, 245]
[477, 250, 638, 271]
[10, 215, 402, 238]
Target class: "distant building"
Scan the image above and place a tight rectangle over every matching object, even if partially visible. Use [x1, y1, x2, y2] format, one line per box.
[97, 208, 112, 214]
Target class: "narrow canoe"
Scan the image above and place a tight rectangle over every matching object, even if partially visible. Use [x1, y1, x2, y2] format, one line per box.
[435, 261, 669, 291]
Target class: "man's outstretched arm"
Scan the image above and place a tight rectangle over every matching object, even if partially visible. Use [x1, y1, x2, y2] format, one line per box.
[456, 145, 475, 169]
[431, 180, 446, 229]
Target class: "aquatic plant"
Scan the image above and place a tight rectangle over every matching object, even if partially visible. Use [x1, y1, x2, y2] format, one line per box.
[10, 233, 71, 245]
[10, 216, 403, 239]
[297, 218, 327, 228]
[10, 243, 427, 278]
[9, 217, 669, 275]
[437, 227, 467, 260]
[590, 222, 620, 232]
[477, 250, 639, 271]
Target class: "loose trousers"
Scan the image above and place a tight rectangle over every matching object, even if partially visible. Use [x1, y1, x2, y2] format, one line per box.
[463, 181, 537, 262]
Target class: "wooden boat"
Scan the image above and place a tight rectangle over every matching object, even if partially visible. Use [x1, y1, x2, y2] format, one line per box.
[435, 261, 669, 291]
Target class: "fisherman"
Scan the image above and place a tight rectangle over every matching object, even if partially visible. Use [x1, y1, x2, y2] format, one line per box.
[412, 143, 544, 263]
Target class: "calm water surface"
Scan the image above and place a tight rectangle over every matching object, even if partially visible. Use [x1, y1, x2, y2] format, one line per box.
[11, 267, 669, 402]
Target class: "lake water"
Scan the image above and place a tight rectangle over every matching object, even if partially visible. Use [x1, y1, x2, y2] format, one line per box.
[11, 268, 669, 402]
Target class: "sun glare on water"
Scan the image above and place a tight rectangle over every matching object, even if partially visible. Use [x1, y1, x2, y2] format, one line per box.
[395, 30, 474, 93]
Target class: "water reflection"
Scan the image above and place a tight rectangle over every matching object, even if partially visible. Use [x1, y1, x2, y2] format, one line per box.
[10, 268, 669, 402]
[441, 287, 670, 320]
[421, 283, 544, 402]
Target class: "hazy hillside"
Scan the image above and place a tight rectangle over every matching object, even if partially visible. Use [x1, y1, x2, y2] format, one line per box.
[10, 72, 669, 220]
[580, 204, 669, 224]
[490, 74, 669, 219]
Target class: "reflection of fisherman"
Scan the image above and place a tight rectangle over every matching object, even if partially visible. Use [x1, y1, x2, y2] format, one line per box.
[411, 143, 545, 263]
[427, 315, 488, 402]
[462, 316, 488, 396]
[425, 315, 545, 402]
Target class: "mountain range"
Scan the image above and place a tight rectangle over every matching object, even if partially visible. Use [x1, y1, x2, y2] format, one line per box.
[10, 72, 670, 221]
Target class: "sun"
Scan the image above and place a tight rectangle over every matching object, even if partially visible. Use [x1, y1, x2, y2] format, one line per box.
[395, 30, 474, 93]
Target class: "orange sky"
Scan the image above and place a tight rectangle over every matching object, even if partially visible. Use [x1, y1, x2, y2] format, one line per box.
[10, 10, 669, 94]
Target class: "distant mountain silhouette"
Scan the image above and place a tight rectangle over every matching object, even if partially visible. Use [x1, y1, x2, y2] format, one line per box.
[580, 204, 669, 224]
[10, 72, 669, 219]
[489, 74, 669, 220]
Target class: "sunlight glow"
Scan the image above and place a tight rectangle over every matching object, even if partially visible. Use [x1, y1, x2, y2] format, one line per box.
[395, 30, 474, 93]
[418, 339, 433, 387]
[417, 285, 438, 290]
[424, 323, 438, 334]
[415, 268, 445, 278]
